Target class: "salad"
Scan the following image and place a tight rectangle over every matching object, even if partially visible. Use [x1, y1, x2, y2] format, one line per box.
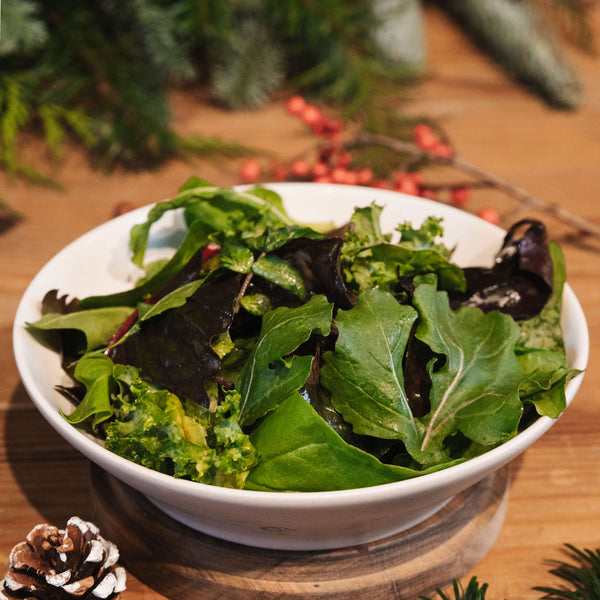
[27, 178, 579, 492]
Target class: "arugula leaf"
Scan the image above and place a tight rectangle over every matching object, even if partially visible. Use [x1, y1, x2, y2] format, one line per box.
[410, 278, 524, 465]
[245, 392, 458, 492]
[27, 306, 133, 356]
[237, 294, 333, 427]
[321, 288, 419, 441]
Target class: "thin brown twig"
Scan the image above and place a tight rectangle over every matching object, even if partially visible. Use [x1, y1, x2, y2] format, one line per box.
[350, 131, 600, 240]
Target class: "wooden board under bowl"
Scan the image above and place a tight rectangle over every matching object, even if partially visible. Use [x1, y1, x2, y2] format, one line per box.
[90, 464, 511, 600]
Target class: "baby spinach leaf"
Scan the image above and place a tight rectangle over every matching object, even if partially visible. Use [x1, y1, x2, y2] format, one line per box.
[411, 279, 524, 466]
[27, 306, 133, 356]
[245, 392, 457, 492]
[321, 288, 419, 443]
[240, 293, 271, 315]
[252, 255, 307, 299]
[237, 294, 333, 427]
[219, 242, 255, 274]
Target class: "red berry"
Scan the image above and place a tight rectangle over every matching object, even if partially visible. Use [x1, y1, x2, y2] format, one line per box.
[291, 158, 310, 178]
[421, 188, 437, 201]
[285, 95, 306, 116]
[271, 165, 289, 181]
[431, 142, 453, 158]
[317, 118, 343, 137]
[301, 104, 323, 127]
[393, 173, 420, 196]
[240, 158, 261, 183]
[371, 180, 393, 189]
[413, 124, 438, 150]
[344, 170, 359, 186]
[313, 175, 333, 183]
[335, 151, 352, 168]
[111, 201, 135, 218]
[318, 144, 338, 164]
[408, 171, 424, 187]
[451, 186, 470, 207]
[477, 207, 501, 225]
[312, 161, 329, 178]
[357, 168, 373, 185]
[331, 167, 348, 184]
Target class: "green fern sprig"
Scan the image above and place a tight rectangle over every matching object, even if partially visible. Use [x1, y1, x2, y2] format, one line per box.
[534, 544, 600, 599]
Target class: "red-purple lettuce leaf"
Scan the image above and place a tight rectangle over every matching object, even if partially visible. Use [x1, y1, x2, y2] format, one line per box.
[448, 219, 553, 320]
[110, 275, 243, 406]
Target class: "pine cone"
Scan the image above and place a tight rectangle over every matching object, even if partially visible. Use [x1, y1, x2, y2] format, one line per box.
[1, 517, 126, 600]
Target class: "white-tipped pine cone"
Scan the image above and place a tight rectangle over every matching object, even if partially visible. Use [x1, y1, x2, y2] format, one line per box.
[1, 517, 126, 600]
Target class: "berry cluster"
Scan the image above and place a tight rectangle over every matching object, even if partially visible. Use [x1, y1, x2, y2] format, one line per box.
[239, 96, 500, 225]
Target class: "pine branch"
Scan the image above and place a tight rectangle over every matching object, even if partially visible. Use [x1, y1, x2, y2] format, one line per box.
[420, 576, 489, 600]
[0, 0, 48, 56]
[210, 13, 285, 109]
[534, 544, 600, 599]
[432, 0, 583, 109]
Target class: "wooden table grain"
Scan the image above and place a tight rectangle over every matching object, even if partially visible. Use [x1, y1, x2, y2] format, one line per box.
[1, 7, 599, 599]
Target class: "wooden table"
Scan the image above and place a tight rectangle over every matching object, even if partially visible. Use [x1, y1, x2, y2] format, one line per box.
[1, 7, 599, 599]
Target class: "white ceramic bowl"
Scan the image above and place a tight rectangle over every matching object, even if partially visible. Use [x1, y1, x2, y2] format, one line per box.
[13, 183, 589, 550]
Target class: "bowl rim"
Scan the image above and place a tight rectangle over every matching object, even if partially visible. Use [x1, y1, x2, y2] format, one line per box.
[12, 182, 590, 508]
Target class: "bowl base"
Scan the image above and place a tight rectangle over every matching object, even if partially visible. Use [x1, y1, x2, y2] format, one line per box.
[90, 464, 511, 600]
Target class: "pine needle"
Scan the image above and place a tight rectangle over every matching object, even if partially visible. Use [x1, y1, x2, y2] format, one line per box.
[420, 576, 489, 600]
[534, 544, 600, 599]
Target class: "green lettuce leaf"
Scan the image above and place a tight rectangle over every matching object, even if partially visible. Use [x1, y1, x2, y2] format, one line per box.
[344, 243, 466, 295]
[104, 365, 258, 487]
[516, 347, 571, 418]
[237, 294, 333, 427]
[61, 353, 116, 426]
[27, 306, 133, 355]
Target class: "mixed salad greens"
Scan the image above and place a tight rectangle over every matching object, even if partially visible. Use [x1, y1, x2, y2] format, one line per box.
[28, 179, 579, 492]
